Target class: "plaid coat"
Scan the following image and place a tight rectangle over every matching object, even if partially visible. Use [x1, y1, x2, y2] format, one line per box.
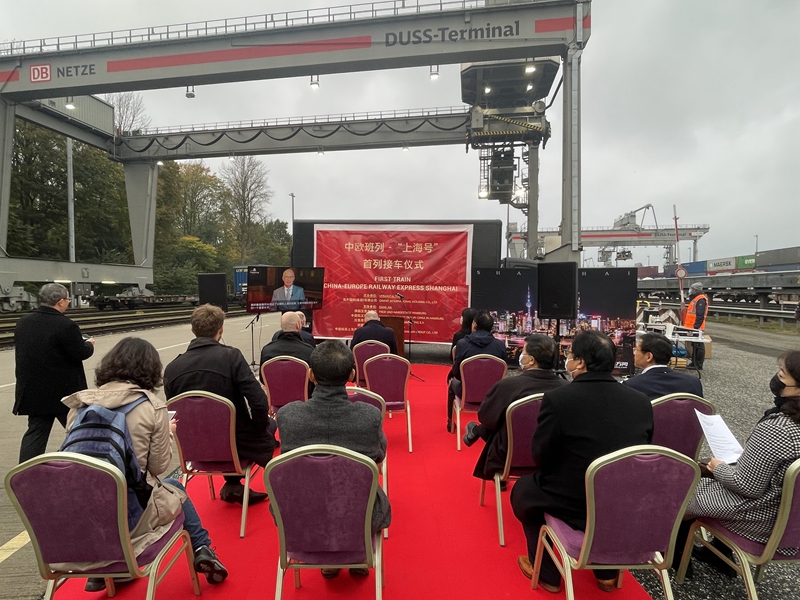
[687, 412, 800, 553]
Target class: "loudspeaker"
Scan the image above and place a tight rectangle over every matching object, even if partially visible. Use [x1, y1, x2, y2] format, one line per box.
[537, 262, 577, 319]
[198, 273, 228, 312]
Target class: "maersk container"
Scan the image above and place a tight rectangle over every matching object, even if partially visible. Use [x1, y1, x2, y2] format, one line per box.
[756, 247, 800, 267]
[233, 266, 249, 295]
[706, 257, 736, 273]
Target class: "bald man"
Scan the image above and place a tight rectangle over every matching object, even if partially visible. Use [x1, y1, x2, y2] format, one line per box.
[350, 311, 397, 354]
[260, 311, 315, 372]
[270, 311, 316, 347]
[270, 268, 305, 311]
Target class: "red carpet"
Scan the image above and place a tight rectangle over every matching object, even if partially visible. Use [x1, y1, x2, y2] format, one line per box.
[56, 364, 654, 599]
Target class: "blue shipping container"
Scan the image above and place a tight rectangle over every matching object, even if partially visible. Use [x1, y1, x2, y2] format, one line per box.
[684, 261, 707, 275]
[233, 266, 248, 295]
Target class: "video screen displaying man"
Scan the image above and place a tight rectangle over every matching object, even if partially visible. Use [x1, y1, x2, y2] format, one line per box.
[246, 266, 324, 313]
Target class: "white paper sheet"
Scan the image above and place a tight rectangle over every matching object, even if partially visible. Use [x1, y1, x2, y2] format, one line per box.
[695, 410, 744, 463]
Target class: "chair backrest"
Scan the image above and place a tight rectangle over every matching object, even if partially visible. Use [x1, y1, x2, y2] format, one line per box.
[264, 444, 378, 568]
[363, 354, 410, 410]
[580, 445, 700, 568]
[167, 391, 242, 472]
[260, 356, 310, 411]
[761, 458, 800, 560]
[347, 387, 387, 418]
[460, 354, 507, 407]
[353, 341, 391, 386]
[4, 453, 137, 580]
[651, 393, 716, 459]
[503, 394, 544, 479]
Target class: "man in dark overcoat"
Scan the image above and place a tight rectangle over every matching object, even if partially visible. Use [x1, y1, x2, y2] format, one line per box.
[462, 335, 567, 480]
[623, 332, 703, 399]
[164, 304, 276, 504]
[14, 283, 95, 463]
[350, 311, 398, 354]
[510, 330, 653, 593]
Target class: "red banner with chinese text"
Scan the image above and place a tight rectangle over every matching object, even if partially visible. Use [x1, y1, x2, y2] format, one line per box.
[313, 225, 471, 342]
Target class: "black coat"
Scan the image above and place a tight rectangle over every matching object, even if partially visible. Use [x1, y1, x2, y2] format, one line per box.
[473, 369, 567, 480]
[14, 306, 94, 417]
[449, 329, 507, 380]
[164, 337, 276, 465]
[623, 366, 703, 400]
[271, 327, 316, 347]
[351, 320, 397, 355]
[260, 331, 314, 367]
[511, 371, 653, 529]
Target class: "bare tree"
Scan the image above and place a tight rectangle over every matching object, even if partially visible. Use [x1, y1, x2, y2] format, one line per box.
[219, 156, 273, 262]
[103, 91, 152, 133]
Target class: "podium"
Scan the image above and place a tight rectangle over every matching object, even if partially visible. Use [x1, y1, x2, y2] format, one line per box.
[380, 316, 405, 358]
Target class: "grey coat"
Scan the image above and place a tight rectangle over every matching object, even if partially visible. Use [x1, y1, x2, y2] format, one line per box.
[276, 385, 391, 532]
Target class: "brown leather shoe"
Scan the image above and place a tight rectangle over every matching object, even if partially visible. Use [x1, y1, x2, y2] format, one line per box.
[517, 556, 561, 592]
[596, 577, 617, 592]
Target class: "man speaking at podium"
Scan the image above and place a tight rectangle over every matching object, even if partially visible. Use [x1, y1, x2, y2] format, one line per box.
[271, 268, 305, 311]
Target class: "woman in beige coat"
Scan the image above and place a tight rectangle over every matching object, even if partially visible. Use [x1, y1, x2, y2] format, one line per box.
[62, 337, 228, 591]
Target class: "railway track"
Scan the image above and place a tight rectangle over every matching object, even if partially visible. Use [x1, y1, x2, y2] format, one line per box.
[0, 306, 246, 348]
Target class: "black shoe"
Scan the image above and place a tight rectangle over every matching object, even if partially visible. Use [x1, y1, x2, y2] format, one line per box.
[446, 420, 454, 433]
[499, 480, 508, 492]
[321, 568, 341, 579]
[349, 568, 370, 577]
[693, 544, 736, 578]
[84, 577, 133, 592]
[463, 422, 480, 447]
[220, 482, 268, 505]
[194, 545, 228, 584]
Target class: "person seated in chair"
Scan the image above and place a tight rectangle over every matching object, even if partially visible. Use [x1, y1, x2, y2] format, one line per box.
[63, 337, 228, 591]
[446, 311, 506, 432]
[350, 310, 398, 354]
[623, 332, 703, 399]
[269, 311, 316, 347]
[463, 335, 567, 485]
[260, 311, 315, 367]
[276, 340, 391, 579]
[510, 330, 653, 594]
[164, 304, 276, 505]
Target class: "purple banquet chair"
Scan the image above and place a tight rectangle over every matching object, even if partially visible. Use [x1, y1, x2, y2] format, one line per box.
[264, 444, 385, 600]
[676, 458, 800, 600]
[4, 452, 201, 600]
[533, 445, 700, 600]
[454, 354, 507, 451]
[167, 391, 261, 538]
[479, 393, 544, 547]
[260, 356, 310, 415]
[353, 341, 391, 387]
[651, 393, 716, 459]
[363, 354, 413, 453]
[348, 386, 389, 538]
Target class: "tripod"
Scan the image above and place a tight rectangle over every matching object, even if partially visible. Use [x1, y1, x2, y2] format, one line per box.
[398, 294, 424, 382]
[245, 312, 263, 373]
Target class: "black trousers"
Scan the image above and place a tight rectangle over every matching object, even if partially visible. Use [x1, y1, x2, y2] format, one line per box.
[447, 379, 462, 421]
[19, 413, 68, 463]
[511, 476, 618, 586]
[691, 342, 706, 369]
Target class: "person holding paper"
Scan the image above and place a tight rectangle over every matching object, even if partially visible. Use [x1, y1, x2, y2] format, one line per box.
[676, 350, 800, 575]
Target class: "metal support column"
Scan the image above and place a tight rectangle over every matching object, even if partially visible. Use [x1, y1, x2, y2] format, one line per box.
[123, 162, 159, 289]
[66, 137, 77, 306]
[526, 142, 540, 259]
[0, 99, 15, 256]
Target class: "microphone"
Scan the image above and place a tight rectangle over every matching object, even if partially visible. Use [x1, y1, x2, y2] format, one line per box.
[396, 292, 405, 299]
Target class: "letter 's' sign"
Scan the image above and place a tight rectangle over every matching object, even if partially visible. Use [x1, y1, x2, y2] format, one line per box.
[385, 21, 520, 47]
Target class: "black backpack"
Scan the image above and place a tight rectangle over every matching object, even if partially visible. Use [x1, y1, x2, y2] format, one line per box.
[60, 397, 154, 530]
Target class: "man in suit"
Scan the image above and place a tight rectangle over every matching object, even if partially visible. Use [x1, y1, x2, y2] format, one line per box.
[269, 311, 316, 346]
[462, 335, 567, 482]
[260, 311, 315, 396]
[14, 283, 95, 463]
[164, 304, 276, 505]
[277, 340, 391, 578]
[623, 332, 703, 399]
[446, 311, 506, 432]
[350, 311, 398, 354]
[271, 268, 305, 311]
[511, 330, 653, 593]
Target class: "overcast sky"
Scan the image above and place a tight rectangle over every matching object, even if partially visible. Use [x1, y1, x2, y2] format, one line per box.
[1, 0, 798, 268]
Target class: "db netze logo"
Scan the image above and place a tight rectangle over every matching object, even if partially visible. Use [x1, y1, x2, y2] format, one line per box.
[30, 64, 51, 83]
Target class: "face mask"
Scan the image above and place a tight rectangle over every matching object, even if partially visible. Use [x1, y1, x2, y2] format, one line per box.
[519, 354, 528, 368]
[770, 373, 786, 397]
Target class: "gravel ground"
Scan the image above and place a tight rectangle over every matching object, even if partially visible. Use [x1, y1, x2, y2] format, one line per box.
[414, 326, 800, 600]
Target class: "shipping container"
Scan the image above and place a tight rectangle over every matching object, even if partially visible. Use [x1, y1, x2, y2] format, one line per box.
[754, 264, 800, 273]
[233, 266, 249, 295]
[684, 261, 707, 275]
[706, 257, 736, 273]
[756, 247, 800, 268]
[736, 255, 756, 270]
[637, 266, 660, 278]
[663, 264, 678, 278]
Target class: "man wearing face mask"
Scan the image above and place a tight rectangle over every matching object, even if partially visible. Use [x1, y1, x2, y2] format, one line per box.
[682, 282, 708, 370]
[463, 335, 567, 484]
[510, 330, 653, 594]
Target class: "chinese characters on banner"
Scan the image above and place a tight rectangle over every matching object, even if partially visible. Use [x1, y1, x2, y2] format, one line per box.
[313, 226, 471, 342]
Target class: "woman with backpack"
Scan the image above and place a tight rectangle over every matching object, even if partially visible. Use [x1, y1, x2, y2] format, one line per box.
[62, 337, 228, 591]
